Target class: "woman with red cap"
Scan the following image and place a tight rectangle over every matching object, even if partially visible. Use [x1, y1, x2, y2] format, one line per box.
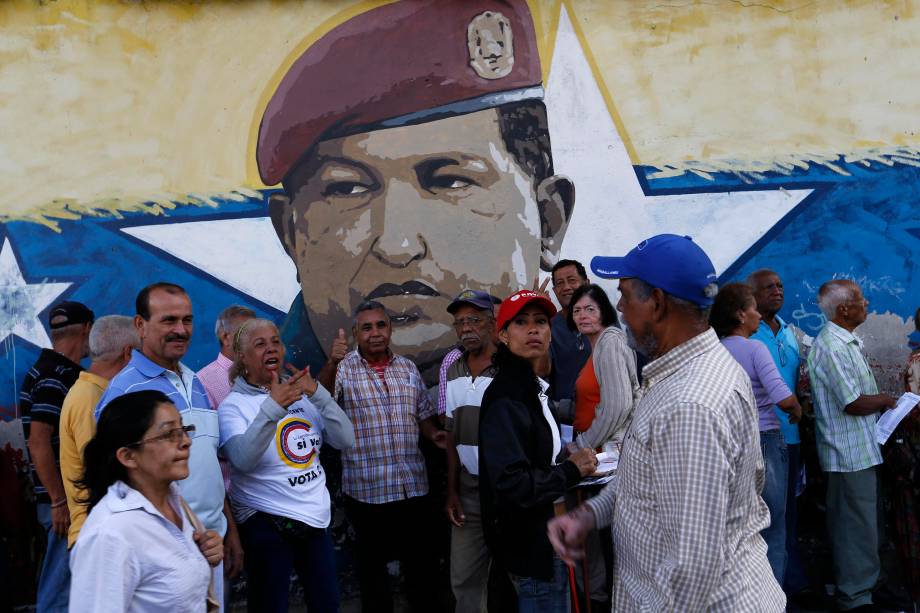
[478, 290, 597, 612]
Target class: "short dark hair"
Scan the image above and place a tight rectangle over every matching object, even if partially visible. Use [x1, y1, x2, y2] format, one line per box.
[136, 282, 187, 320]
[567, 284, 618, 331]
[283, 100, 555, 198]
[709, 282, 754, 338]
[551, 259, 588, 282]
[76, 390, 171, 510]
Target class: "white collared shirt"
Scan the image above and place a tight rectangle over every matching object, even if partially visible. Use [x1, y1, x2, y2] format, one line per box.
[70, 481, 212, 613]
[536, 377, 561, 465]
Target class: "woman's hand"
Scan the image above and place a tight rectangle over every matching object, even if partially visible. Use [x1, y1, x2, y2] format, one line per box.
[777, 395, 803, 424]
[194, 529, 224, 568]
[269, 367, 307, 408]
[567, 448, 598, 477]
[288, 363, 319, 397]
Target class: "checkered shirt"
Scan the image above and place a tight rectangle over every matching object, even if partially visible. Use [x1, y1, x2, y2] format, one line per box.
[334, 350, 436, 503]
[807, 321, 882, 472]
[586, 328, 785, 612]
[437, 347, 463, 415]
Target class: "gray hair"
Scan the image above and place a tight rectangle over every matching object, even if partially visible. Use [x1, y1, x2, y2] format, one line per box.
[214, 305, 256, 338]
[817, 280, 857, 320]
[745, 268, 778, 288]
[89, 315, 139, 360]
[352, 300, 389, 328]
[228, 318, 279, 383]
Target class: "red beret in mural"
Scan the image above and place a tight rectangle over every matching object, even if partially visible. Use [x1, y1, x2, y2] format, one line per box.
[256, 0, 543, 185]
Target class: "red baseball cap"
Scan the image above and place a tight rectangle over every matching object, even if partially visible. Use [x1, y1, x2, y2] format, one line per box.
[495, 290, 556, 331]
[257, 0, 543, 185]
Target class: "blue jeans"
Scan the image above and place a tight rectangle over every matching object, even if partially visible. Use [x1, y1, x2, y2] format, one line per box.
[238, 512, 339, 613]
[511, 555, 570, 613]
[760, 430, 788, 586]
[36, 502, 70, 613]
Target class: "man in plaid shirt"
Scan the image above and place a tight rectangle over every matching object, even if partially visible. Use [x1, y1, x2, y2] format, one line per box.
[335, 300, 447, 613]
[808, 279, 899, 611]
[548, 235, 786, 611]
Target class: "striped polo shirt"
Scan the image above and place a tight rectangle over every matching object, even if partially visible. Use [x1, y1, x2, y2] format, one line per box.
[95, 350, 226, 535]
[20, 349, 83, 503]
[444, 353, 496, 476]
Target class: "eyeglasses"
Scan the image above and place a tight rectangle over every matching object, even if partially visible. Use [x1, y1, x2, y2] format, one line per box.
[127, 425, 196, 448]
[774, 338, 788, 368]
[452, 316, 487, 329]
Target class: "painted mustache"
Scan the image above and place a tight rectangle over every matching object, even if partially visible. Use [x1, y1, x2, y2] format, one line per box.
[367, 281, 440, 300]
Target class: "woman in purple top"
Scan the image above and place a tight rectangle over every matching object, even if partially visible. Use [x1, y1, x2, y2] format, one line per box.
[710, 282, 803, 587]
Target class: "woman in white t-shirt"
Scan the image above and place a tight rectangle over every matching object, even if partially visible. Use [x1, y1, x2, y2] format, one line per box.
[218, 318, 354, 613]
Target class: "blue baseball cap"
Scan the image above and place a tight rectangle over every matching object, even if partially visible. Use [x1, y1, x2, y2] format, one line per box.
[590, 234, 719, 307]
[447, 289, 502, 314]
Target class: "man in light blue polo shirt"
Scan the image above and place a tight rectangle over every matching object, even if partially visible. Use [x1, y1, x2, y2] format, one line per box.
[748, 269, 809, 595]
[95, 282, 241, 609]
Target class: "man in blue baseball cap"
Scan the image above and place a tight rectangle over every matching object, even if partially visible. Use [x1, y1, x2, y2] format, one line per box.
[548, 234, 786, 611]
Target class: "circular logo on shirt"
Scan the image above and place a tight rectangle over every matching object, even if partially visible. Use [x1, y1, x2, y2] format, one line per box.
[275, 417, 317, 469]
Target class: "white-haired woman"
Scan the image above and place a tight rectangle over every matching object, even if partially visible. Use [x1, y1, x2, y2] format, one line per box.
[218, 318, 354, 613]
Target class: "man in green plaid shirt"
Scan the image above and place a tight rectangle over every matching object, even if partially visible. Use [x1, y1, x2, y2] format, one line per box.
[808, 279, 897, 611]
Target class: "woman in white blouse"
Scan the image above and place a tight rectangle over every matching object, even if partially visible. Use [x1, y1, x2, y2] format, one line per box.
[70, 390, 223, 612]
[218, 318, 354, 613]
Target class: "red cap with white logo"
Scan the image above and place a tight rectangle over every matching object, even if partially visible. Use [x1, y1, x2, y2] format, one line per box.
[495, 289, 556, 332]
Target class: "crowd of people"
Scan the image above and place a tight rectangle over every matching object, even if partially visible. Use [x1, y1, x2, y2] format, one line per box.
[17, 233, 920, 612]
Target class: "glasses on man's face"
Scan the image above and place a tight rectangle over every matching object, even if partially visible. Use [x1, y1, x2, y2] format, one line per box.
[127, 425, 195, 448]
[452, 316, 485, 329]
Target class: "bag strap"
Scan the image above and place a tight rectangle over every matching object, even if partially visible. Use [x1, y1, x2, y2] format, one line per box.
[178, 496, 205, 533]
[178, 496, 220, 613]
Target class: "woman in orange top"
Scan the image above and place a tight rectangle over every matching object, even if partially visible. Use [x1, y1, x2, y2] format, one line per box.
[567, 285, 639, 452]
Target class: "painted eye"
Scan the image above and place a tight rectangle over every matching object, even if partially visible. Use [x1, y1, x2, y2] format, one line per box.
[430, 175, 476, 190]
[323, 182, 370, 196]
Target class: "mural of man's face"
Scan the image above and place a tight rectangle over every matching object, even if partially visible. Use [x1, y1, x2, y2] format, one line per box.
[272, 107, 574, 375]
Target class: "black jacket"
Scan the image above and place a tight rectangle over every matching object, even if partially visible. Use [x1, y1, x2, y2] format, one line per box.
[478, 348, 581, 581]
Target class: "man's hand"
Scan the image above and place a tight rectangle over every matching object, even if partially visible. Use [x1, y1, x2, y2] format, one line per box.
[567, 448, 598, 477]
[51, 503, 70, 538]
[194, 529, 224, 568]
[547, 505, 596, 567]
[223, 524, 244, 578]
[419, 417, 447, 449]
[445, 490, 465, 528]
[328, 328, 349, 365]
[532, 276, 551, 299]
[430, 429, 447, 450]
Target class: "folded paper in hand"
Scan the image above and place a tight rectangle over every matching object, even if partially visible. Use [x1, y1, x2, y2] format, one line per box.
[876, 392, 920, 445]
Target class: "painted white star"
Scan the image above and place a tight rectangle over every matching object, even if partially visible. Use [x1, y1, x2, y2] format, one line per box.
[122, 7, 812, 310]
[544, 7, 812, 286]
[0, 238, 71, 349]
[123, 217, 298, 312]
